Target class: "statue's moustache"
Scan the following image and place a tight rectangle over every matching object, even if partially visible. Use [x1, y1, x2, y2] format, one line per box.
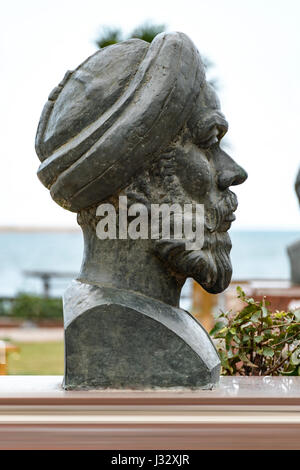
[206, 190, 238, 233]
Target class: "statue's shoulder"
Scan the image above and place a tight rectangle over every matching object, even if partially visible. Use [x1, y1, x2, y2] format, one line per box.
[63, 280, 220, 390]
[63, 279, 191, 329]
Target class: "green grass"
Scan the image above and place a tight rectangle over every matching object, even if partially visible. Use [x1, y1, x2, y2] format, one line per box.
[7, 341, 64, 375]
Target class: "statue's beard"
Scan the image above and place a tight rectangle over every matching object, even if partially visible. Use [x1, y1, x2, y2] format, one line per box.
[153, 191, 236, 294]
[154, 231, 232, 293]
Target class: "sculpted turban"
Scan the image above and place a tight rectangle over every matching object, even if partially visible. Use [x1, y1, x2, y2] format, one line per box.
[36, 32, 206, 212]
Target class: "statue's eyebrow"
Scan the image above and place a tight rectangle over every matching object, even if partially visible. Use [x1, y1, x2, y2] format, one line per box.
[199, 112, 228, 137]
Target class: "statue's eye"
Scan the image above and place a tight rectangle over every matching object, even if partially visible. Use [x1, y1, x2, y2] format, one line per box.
[197, 126, 220, 149]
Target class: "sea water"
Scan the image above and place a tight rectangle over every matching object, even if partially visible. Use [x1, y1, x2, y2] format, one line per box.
[0, 230, 299, 297]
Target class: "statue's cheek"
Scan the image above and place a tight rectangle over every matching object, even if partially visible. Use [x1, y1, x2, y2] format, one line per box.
[176, 146, 212, 201]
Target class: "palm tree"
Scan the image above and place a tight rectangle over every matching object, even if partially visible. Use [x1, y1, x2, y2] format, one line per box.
[95, 27, 123, 48]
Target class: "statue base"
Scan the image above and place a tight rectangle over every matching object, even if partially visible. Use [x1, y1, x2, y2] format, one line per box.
[63, 280, 221, 390]
[287, 239, 300, 284]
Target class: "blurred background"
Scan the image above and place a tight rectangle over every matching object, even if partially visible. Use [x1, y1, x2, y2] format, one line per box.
[0, 0, 300, 375]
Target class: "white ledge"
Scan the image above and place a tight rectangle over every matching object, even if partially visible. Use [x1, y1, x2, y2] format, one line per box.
[0, 376, 300, 449]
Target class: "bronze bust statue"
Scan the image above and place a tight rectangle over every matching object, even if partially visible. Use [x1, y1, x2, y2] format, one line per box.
[36, 32, 247, 389]
[287, 168, 300, 284]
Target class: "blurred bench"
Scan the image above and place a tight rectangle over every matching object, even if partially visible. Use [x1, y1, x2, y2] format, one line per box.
[23, 270, 76, 297]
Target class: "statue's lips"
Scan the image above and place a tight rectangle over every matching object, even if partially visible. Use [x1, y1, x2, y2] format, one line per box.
[207, 190, 238, 233]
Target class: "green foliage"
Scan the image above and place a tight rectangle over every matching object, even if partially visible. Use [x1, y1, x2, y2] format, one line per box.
[95, 22, 166, 48]
[7, 341, 64, 375]
[0, 294, 63, 320]
[210, 287, 300, 376]
[95, 27, 123, 48]
[129, 22, 166, 43]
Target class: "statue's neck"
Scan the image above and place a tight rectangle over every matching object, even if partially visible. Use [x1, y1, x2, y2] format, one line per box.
[77, 224, 184, 307]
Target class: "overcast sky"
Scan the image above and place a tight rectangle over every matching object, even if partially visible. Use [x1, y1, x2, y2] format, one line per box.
[1, 0, 300, 229]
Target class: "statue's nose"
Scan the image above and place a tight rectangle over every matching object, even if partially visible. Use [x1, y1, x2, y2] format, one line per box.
[215, 149, 248, 190]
